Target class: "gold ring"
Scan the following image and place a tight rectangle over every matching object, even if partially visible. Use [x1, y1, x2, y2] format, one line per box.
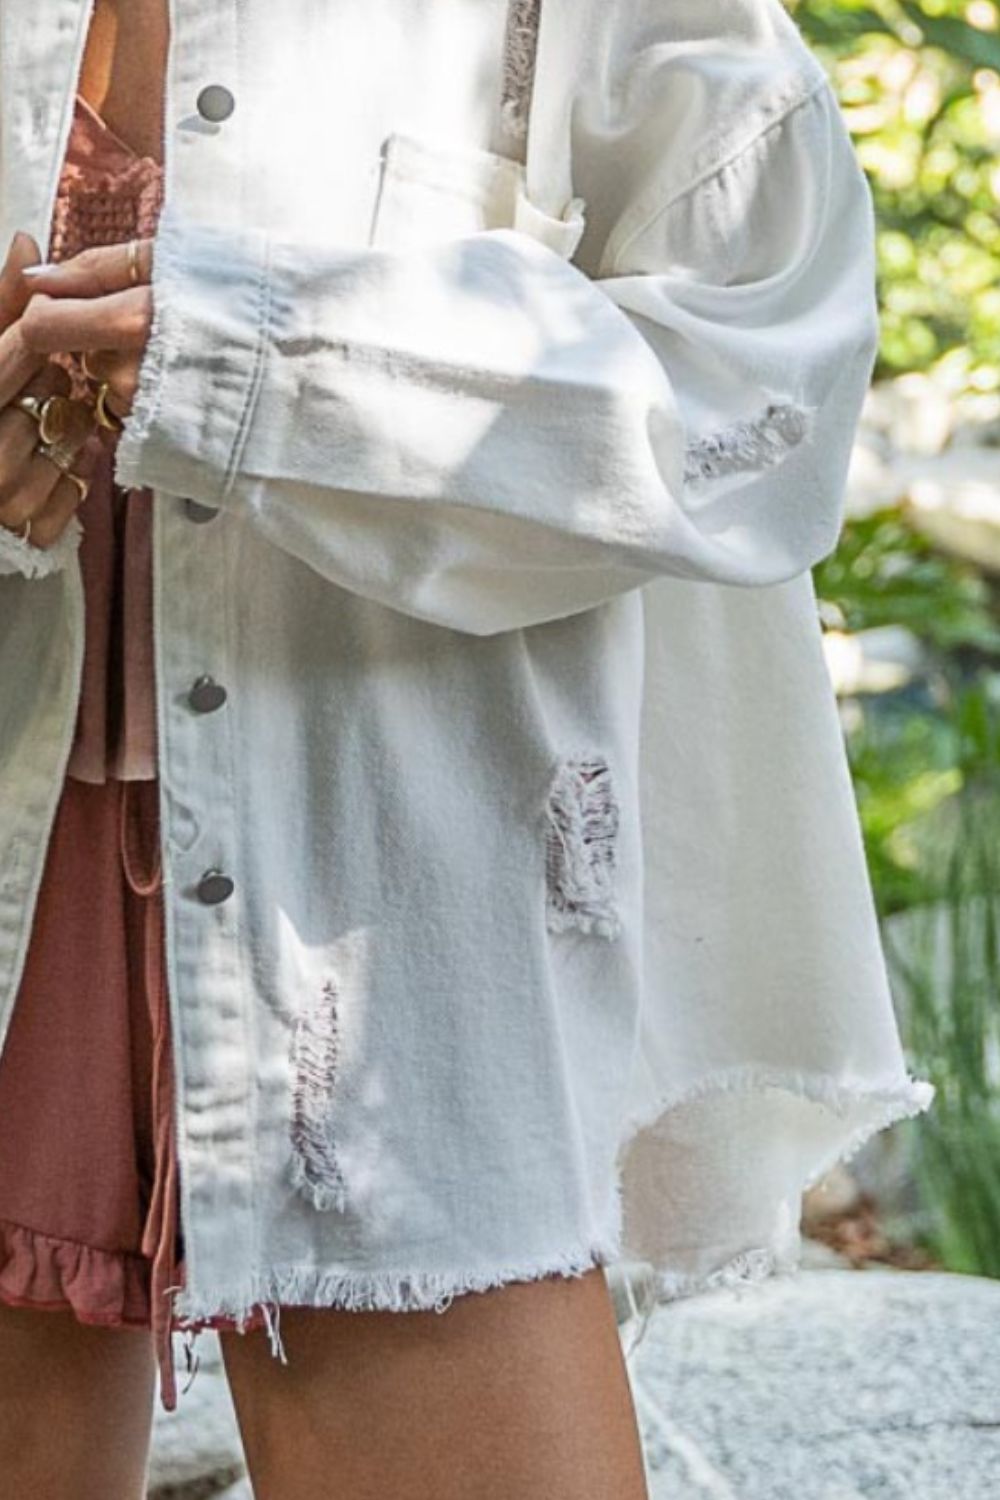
[36, 436, 77, 472]
[80, 351, 101, 386]
[37, 394, 96, 451]
[14, 393, 47, 424]
[60, 468, 91, 504]
[35, 441, 90, 502]
[127, 238, 141, 285]
[94, 381, 125, 432]
[15, 393, 95, 456]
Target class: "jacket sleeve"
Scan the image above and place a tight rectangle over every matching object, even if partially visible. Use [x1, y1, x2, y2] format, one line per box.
[0, 511, 83, 579]
[111, 71, 878, 635]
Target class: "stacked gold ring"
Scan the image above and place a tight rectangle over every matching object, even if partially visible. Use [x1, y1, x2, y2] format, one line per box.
[14, 392, 93, 504]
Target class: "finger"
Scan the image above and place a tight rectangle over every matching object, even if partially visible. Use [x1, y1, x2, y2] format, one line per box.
[0, 428, 102, 544]
[20, 237, 154, 298]
[0, 317, 48, 410]
[19, 286, 152, 355]
[80, 347, 138, 413]
[79, 347, 117, 382]
[29, 435, 103, 549]
[0, 362, 74, 474]
[0, 231, 43, 334]
[24, 360, 74, 399]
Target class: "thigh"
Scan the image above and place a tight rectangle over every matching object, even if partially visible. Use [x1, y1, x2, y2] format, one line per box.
[0, 1301, 156, 1500]
[219, 1265, 648, 1500]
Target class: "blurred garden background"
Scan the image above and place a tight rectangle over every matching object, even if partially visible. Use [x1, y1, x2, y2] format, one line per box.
[791, 0, 1000, 1282]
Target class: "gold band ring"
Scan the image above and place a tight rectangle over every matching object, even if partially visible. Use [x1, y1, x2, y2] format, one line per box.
[15, 393, 95, 454]
[127, 238, 142, 286]
[35, 440, 91, 502]
[39, 394, 95, 451]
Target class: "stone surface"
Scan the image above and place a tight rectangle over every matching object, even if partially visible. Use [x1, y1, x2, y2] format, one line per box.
[624, 1268, 1000, 1499]
[147, 1332, 246, 1497]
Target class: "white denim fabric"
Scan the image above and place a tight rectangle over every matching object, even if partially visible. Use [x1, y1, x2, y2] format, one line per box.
[0, 0, 934, 1364]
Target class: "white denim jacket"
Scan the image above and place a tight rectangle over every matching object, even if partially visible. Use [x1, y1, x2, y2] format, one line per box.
[0, 0, 934, 1360]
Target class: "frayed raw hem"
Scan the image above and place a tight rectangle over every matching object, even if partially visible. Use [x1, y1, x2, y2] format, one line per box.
[113, 202, 180, 492]
[615, 1241, 804, 1365]
[617, 1063, 935, 1181]
[171, 1234, 623, 1369]
[167, 1069, 935, 1393]
[0, 510, 83, 579]
[612, 1064, 936, 1363]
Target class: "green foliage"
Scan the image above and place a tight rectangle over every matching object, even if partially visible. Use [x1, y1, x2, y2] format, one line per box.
[815, 510, 1000, 909]
[879, 754, 1000, 1276]
[815, 517, 1000, 1268]
[795, 0, 1000, 1277]
[815, 507, 1000, 652]
[793, 0, 1000, 387]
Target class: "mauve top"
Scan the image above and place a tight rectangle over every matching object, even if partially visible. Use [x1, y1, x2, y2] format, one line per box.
[48, 92, 164, 784]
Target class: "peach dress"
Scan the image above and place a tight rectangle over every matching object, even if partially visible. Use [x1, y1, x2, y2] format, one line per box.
[0, 92, 267, 1412]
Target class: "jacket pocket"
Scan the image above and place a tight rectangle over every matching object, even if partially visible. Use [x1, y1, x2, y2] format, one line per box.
[369, 131, 587, 261]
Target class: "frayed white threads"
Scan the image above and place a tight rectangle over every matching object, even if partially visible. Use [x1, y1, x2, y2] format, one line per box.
[0, 510, 83, 579]
[544, 756, 621, 939]
[617, 1062, 935, 1183]
[289, 978, 349, 1212]
[618, 1244, 802, 1366]
[113, 204, 179, 492]
[168, 1234, 621, 1332]
[260, 1299, 289, 1365]
[500, 0, 542, 142]
[683, 400, 818, 488]
[180, 1325, 203, 1394]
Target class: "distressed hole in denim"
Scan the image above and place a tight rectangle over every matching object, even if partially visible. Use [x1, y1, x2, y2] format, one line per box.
[289, 978, 348, 1212]
[683, 400, 817, 488]
[500, 0, 542, 142]
[544, 756, 621, 940]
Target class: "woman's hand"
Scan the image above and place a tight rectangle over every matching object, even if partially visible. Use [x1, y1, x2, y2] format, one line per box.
[0, 232, 102, 550]
[19, 236, 156, 426]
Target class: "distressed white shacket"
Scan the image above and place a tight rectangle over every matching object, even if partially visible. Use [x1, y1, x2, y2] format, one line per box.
[0, 0, 934, 1367]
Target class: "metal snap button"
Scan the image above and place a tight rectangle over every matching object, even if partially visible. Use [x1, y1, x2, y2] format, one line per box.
[189, 675, 228, 714]
[184, 497, 219, 523]
[196, 84, 236, 123]
[197, 869, 234, 905]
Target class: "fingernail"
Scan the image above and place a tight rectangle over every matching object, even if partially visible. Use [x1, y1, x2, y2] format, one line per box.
[22, 263, 56, 278]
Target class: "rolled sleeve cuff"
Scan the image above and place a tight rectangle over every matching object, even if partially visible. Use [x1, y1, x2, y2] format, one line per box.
[113, 202, 270, 505]
[0, 511, 83, 579]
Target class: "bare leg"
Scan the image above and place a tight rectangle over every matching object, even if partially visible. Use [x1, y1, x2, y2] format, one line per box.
[220, 1264, 648, 1500]
[0, 1302, 157, 1500]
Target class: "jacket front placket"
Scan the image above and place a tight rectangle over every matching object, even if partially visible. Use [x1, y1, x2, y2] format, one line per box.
[147, 0, 262, 1298]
